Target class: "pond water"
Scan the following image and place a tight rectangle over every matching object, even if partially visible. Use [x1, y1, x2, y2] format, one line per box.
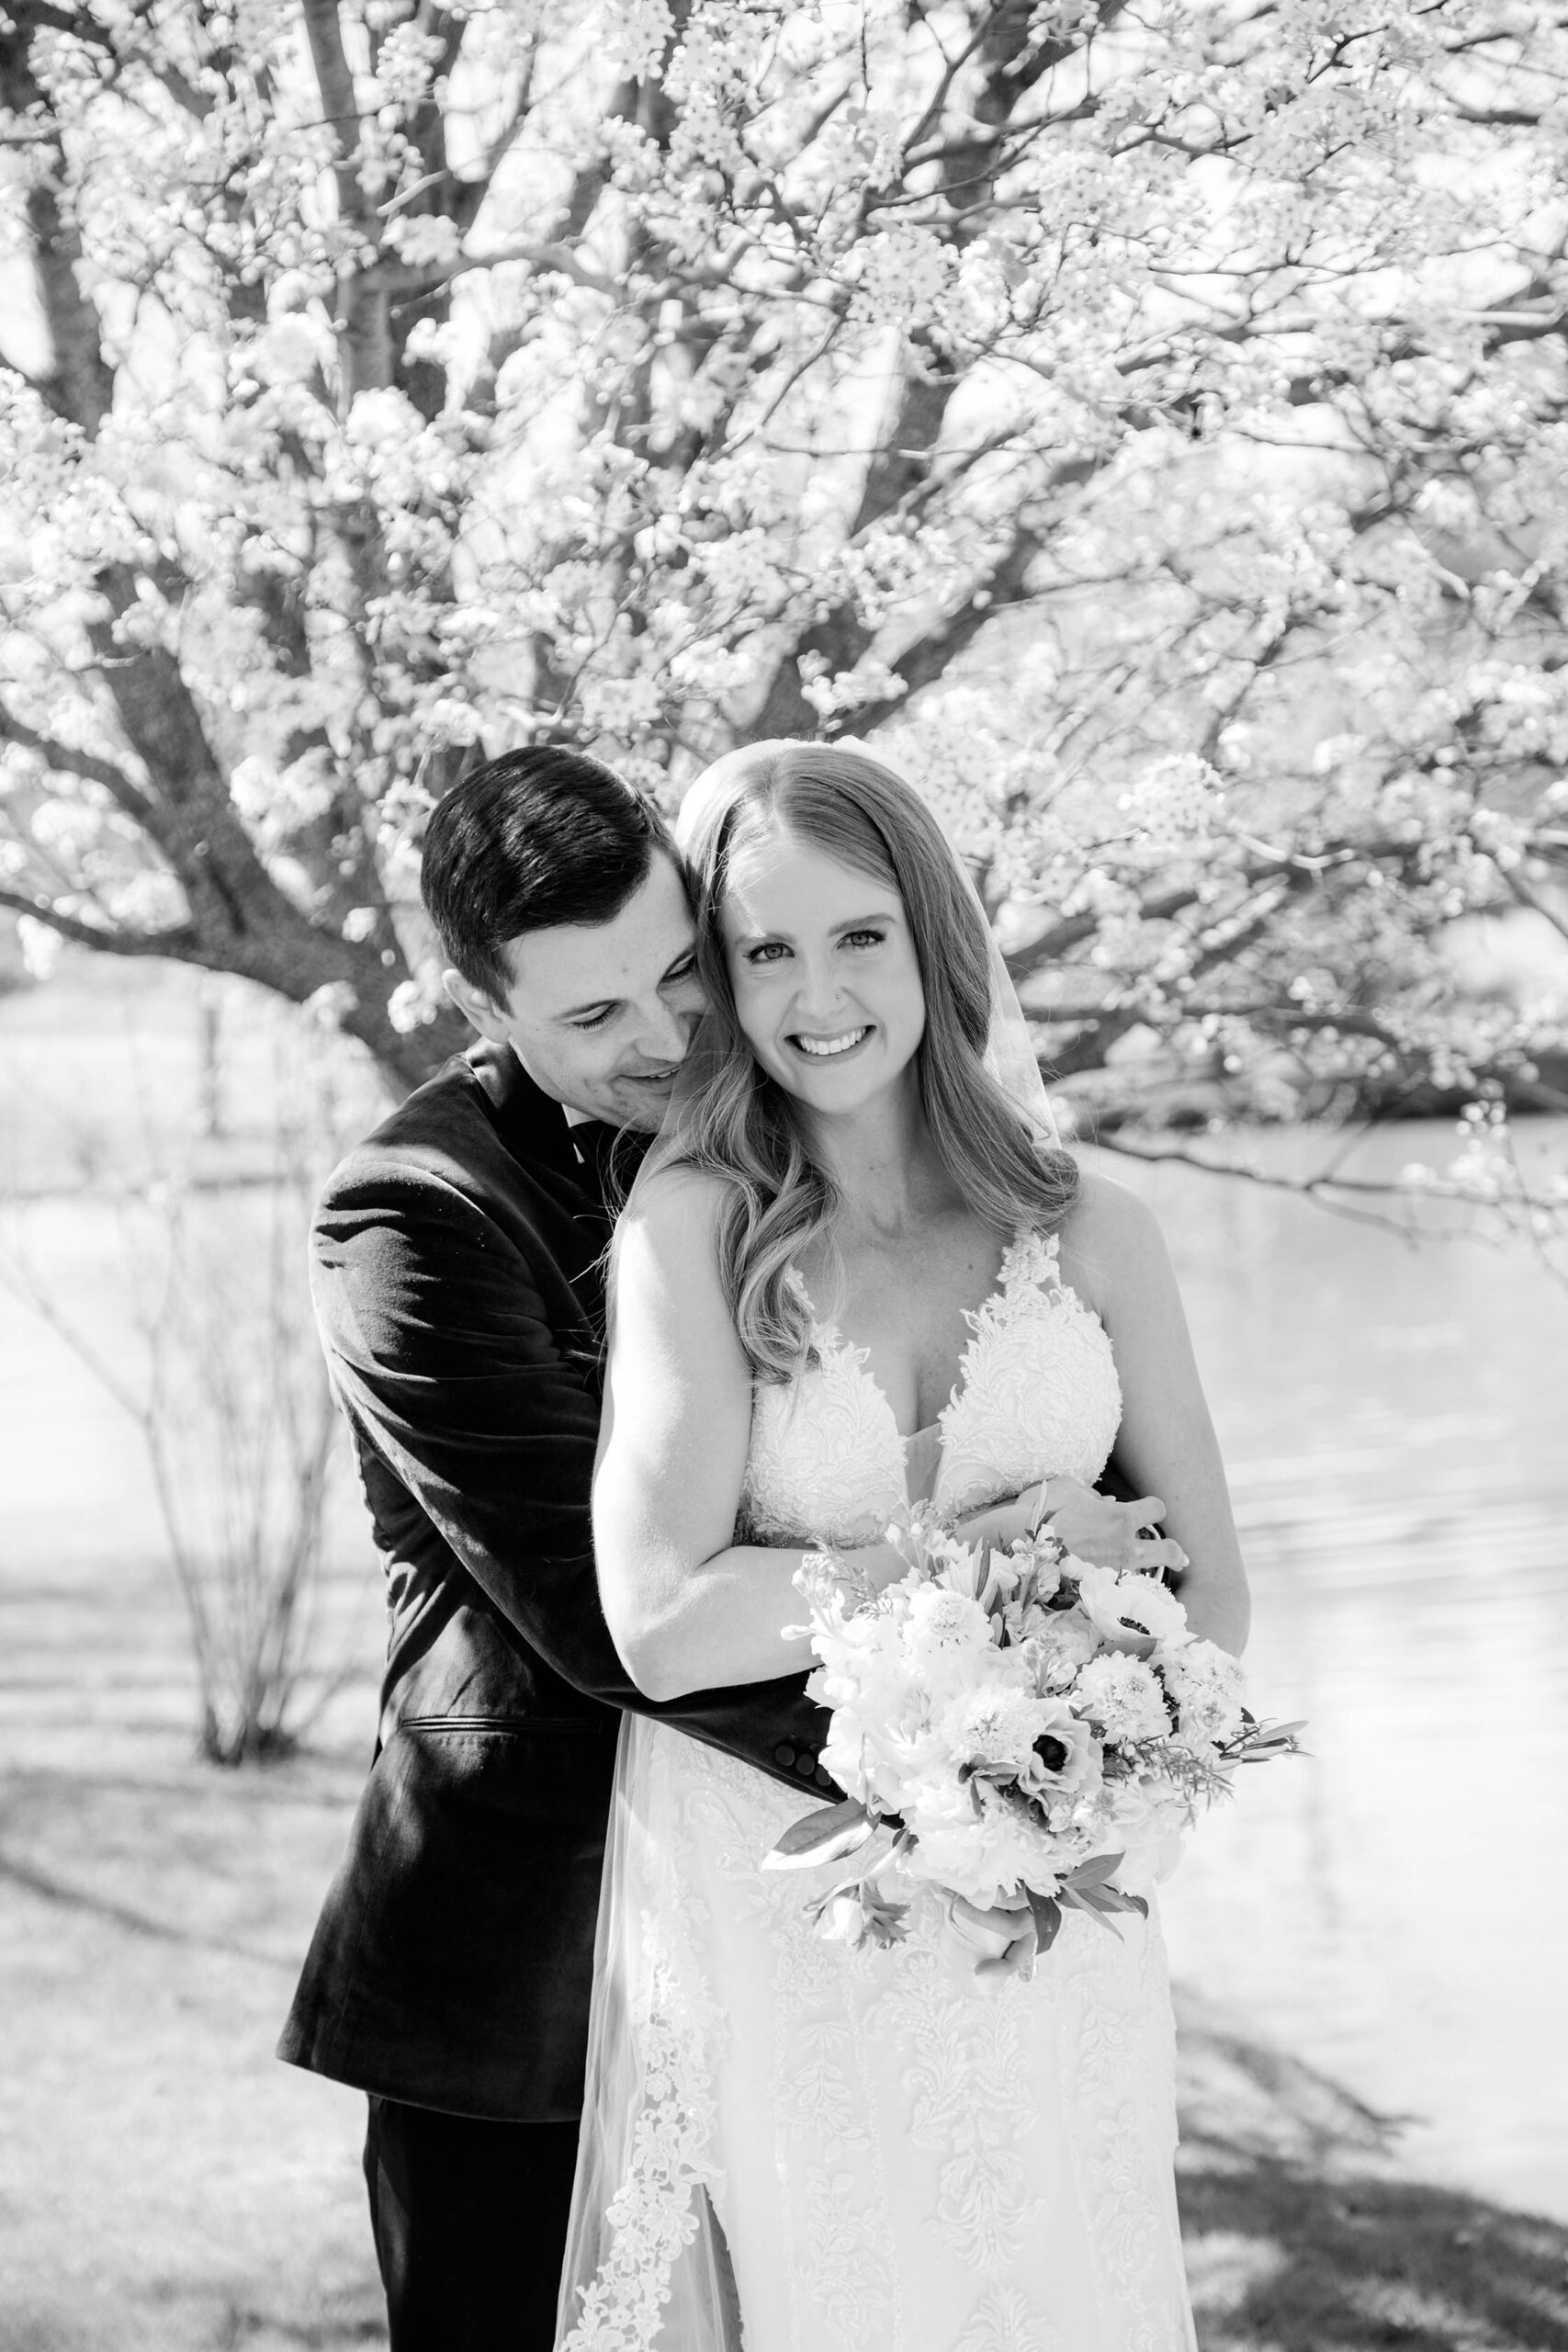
[1097, 1118, 1568, 2222]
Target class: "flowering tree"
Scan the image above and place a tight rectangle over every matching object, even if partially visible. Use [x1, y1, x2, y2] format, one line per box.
[2, 0, 1566, 1136]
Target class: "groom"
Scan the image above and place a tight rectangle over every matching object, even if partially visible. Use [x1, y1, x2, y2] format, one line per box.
[278, 746, 840, 2351]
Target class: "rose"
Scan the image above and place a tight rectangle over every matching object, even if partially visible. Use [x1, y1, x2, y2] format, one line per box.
[909, 1783, 1063, 1911]
[1102, 1775, 1190, 1895]
[1025, 1607, 1099, 1689]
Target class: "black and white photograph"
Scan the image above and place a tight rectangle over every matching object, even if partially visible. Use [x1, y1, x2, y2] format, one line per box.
[2, 6, 1565, 2348]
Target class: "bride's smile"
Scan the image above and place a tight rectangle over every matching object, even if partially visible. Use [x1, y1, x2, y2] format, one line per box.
[718, 828, 927, 1117]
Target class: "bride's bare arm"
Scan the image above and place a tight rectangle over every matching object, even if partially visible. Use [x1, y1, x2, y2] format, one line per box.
[593, 1169, 901, 1702]
[1061, 1170, 1251, 1657]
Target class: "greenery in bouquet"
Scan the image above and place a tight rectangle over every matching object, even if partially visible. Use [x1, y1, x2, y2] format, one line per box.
[765, 1511, 1302, 1973]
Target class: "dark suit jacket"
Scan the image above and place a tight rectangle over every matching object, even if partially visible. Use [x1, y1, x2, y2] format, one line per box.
[277, 1040, 834, 2122]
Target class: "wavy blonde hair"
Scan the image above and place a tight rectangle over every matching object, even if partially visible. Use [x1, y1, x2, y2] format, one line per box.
[652, 740, 1078, 1383]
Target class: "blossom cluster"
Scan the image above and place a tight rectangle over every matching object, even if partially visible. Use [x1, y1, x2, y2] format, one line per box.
[767, 1514, 1300, 1962]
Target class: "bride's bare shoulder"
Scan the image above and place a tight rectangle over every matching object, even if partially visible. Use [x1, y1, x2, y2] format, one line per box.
[616, 1161, 732, 1274]
[1056, 1165, 1172, 1311]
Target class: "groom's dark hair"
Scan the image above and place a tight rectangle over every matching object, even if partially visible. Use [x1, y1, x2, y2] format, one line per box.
[423, 745, 675, 1002]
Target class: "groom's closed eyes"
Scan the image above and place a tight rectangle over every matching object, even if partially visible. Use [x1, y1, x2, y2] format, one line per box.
[561, 947, 699, 1031]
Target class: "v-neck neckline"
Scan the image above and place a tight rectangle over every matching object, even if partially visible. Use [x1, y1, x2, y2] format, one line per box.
[790, 1233, 1043, 1502]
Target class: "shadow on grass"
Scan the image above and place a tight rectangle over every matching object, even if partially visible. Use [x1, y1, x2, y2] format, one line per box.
[1177, 1992, 1568, 2351]
[207, 2299, 386, 2351]
[0, 1846, 282, 1965]
[1183, 2163, 1568, 2352]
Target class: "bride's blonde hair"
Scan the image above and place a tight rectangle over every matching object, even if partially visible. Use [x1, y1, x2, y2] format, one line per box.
[655, 740, 1077, 1383]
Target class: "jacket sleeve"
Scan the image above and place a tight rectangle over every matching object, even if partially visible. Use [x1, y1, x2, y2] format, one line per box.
[311, 1156, 833, 1782]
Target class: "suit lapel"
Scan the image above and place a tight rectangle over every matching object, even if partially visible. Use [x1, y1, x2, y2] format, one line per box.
[467, 1038, 584, 1185]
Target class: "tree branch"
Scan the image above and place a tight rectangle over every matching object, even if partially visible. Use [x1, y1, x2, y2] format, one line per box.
[300, 0, 394, 402]
[1091, 1131, 1568, 1248]
[0, 885, 199, 960]
[0, 10, 117, 436]
[1508, 867, 1568, 943]
[0, 714, 152, 816]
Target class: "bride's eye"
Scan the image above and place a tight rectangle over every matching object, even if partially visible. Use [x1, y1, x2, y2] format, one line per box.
[842, 928, 886, 950]
[745, 941, 791, 965]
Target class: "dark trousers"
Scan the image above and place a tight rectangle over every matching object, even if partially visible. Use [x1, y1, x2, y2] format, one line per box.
[364, 2095, 580, 2350]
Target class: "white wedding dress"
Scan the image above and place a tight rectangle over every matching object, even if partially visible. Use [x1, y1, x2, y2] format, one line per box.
[558, 1231, 1197, 2352]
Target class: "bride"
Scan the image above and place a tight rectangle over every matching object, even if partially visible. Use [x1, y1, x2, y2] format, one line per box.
[558, 741, 1249, 2352]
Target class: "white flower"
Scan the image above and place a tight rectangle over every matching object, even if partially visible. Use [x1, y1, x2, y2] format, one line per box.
[1075, 1566, 1192, 1654]
[1017, 1700, 1102, 1810]
[1102, 1775, 1190, 1896]
[1025, 1606, 1099, 1689]
[387, 976, 442, 1034]
[344, 388, 423, 450]
[1118, 752, 1225, 849]
[907, 1778, 1061, 1910]
[16, 914, 61, 981]
[903, 1581, 994, 1676]
[251, 313, 333, 387]
[1161, 1640, 1247, 1747]
[1074, 1654, 1170, 1746]
[938, 1682, 1052, 1775]
[383, 214, 463, 273]
[424, 696, 484, 748]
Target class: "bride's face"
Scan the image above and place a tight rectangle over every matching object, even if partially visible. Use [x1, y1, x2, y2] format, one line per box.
[718, 821, 927, 1115]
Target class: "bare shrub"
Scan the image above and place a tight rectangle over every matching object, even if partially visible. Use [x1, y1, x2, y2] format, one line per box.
[2, 980, 379, 1763]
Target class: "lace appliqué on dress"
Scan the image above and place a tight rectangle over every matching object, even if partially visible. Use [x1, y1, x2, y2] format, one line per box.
[742, 1231, 1122, 1544]
[560, 1922, 724, 2351]
[740, 1269, 909, 1547]
[933, 1230, 1121, 1510]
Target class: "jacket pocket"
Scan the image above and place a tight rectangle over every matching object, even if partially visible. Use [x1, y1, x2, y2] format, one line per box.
[396, 1713, 615, 1736]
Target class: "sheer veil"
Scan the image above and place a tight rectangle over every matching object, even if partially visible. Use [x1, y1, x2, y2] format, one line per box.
[554, 776, 1060, 2351]
[966, 875, 1062, 1150]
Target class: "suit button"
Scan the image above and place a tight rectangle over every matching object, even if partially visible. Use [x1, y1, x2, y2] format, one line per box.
[813, 1766, 835, 1792]
[795, 1753, 818, 1778]
[774, 1743, 795, 1768]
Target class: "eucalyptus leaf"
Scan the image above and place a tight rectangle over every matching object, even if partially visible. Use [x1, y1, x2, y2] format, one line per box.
[762, 1797, 875, 1871]
[1026, 1888, 1064, 1952]
[1064, 1851, 1125, 1889]
[1059, 1886, 1125, 1938]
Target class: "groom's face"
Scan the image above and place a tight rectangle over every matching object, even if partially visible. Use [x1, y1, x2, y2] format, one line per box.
[449, 853, 705, 1131]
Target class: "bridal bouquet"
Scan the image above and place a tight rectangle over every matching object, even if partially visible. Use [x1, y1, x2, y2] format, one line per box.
[765, 1512, 1302, 1969]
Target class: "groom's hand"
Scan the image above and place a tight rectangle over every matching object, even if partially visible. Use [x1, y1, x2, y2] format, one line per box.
[954, 1477, 1187, 1578]
[1036, 1477, 1188, 1578]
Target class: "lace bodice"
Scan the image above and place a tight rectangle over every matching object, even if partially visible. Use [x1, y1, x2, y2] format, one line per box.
[741, 1228, 1122, 1545]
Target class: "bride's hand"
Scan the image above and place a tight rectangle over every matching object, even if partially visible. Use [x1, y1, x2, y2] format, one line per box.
[953, 1477, 1189, 1578]
[940, 1892, 1037, 1984]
